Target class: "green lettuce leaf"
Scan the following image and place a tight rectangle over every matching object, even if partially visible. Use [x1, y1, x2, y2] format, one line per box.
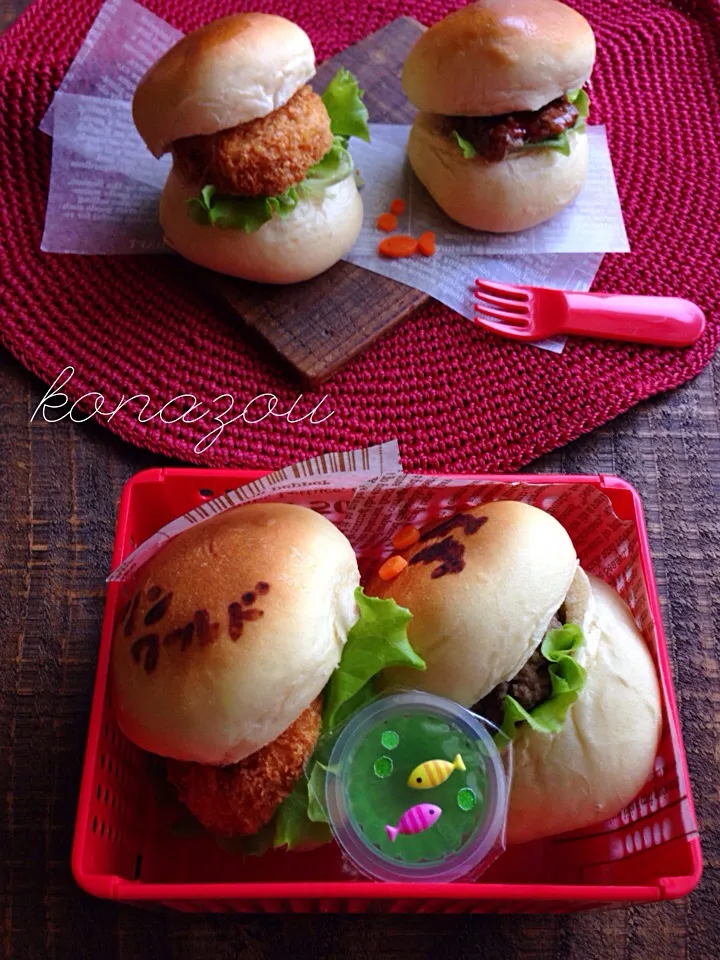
[307, 762, 331, 823]
[498, 623, 587, 743]
[450, 129, 477, 159]
[273, 779, 333, 851]
[321, 67, 371, 143]
[273, 588, 425, 850]
[568, 87, 590, 118]
[215, 821, 277, 857]
[304, 137, 354, 191]
[521, 130, 573, 157]
[323, 588, 424, 730]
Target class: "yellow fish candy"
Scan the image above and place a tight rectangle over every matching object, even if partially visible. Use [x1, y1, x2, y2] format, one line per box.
[407, 754, 466, 789]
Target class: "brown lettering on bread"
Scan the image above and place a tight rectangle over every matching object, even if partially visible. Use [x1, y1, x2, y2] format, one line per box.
[162, 621, 195, 651]
[116, 597, 131, 628]
[256, 581, 270, 595]
[228, 600, 265, 641]
[123, 592, 140, 636]
[180, 621, 194, 650]
[410, 536, 465, 578]
[163, 626, 184, 647]
[144, 591, 173, 626]
[131, 584, 268, 671]
[410, 513, 488, 578]
[131, 634, 160, 674]
[419, 512, 487, 543]
[194, 609, 220, 646]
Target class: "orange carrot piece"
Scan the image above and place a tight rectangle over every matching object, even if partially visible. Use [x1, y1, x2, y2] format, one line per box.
[378, 555, 409, 581]
[378, 235, 419, 258]
[390, 198, 406, 215]
[418, 230, 436, 256]
[392, 525, 420, 551]
[376, 212, 399, 232]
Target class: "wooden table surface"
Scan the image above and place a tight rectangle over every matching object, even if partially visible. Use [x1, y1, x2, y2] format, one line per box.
[1, 2, 719, 958]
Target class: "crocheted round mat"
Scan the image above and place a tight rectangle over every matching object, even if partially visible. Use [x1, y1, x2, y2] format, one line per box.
[1, 0, 719, 472]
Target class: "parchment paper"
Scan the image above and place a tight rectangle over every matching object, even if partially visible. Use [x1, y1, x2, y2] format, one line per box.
[350, 125, 629, 256]
[107, 440, 402, 582]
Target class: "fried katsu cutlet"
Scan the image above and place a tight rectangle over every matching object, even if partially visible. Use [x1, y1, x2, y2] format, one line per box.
[172, 86, 333, 198]
[167, 696, 323, 836]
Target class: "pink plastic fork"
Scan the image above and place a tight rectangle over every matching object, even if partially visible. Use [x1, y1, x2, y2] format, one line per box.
[473, 280, 705, 347]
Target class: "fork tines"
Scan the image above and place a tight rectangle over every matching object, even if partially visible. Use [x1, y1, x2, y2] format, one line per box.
[474, 279, 532, 326]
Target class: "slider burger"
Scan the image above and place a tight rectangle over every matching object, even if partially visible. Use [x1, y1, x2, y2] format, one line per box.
[111, 502, 423, 848]
[133, 14, 369, 283]
[112, 503, 359, 839]
[367, 501, 663, 844]
[402, 0, 596, 232]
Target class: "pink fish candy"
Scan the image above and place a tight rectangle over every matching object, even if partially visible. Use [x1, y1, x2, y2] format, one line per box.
[385, 803, 442, 842]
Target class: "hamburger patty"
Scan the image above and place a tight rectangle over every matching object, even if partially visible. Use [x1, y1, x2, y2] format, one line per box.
[449, 96, 580, 163]
[167, 696, 322, 837]
[172, 85, 333, 197]
[474, 614, 564, 727]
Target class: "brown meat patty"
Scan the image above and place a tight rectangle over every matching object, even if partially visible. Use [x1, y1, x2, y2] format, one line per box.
[172, 86, 333, 198]
[167, 696, 323, 837]
[449, 96, 580, 163]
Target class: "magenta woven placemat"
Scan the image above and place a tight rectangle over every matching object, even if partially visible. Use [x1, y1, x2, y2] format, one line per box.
[1, 0, 719, 472]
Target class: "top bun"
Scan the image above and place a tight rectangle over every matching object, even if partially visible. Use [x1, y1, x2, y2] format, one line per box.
[402, 0, 596, 116]
[507, 574, 662, 844]
[111, 503, 359, 765]
[133, 14, 316, 158]
[367, 501, 578, 706]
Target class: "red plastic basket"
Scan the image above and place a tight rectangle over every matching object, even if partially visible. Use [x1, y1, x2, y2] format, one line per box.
[71, 469, 702, 913]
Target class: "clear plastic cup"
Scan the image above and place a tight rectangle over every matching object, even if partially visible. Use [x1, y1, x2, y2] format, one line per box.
[324, 691, 508, 883]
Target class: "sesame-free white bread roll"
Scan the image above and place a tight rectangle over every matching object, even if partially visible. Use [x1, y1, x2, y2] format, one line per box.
[159, 166, 363, 284]
[112, 503, 360, 765]
[368, 501, 579, 705]
[133, 14, 316, 157]
[507, 574, 663, 844]
[402, 0, 596, 116]
[407, 112, 589, 232]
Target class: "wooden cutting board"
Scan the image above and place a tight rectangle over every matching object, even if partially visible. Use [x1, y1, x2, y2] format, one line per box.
[195, 17, 428, 385]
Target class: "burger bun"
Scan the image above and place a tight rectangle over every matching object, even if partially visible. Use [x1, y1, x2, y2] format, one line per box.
[160, 167, 363, 283]
[112, 503, 360, 765]
[407, 113, 589, 232]
[368, 501, 579, 706]
[507, 574, 663, 845]
[133, 13, 316, 157]
[402, 0, 596, 116]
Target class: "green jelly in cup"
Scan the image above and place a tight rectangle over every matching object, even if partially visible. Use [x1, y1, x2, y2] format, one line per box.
[325, 692, 508, 883]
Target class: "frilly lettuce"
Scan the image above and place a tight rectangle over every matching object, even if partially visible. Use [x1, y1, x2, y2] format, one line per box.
[186, 68, 368, 233]
[272, 588, 425, 851]
[321, 67, 370, 143]
[323, 588, 423, 730]
[498, 623, 587, 743]
[451, 87, 591, 161]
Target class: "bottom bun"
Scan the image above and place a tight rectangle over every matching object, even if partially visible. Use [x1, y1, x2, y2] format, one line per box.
[506, 574, 662, 845]
[407, 113, 589, 233]
[160, 167, 363, 283]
